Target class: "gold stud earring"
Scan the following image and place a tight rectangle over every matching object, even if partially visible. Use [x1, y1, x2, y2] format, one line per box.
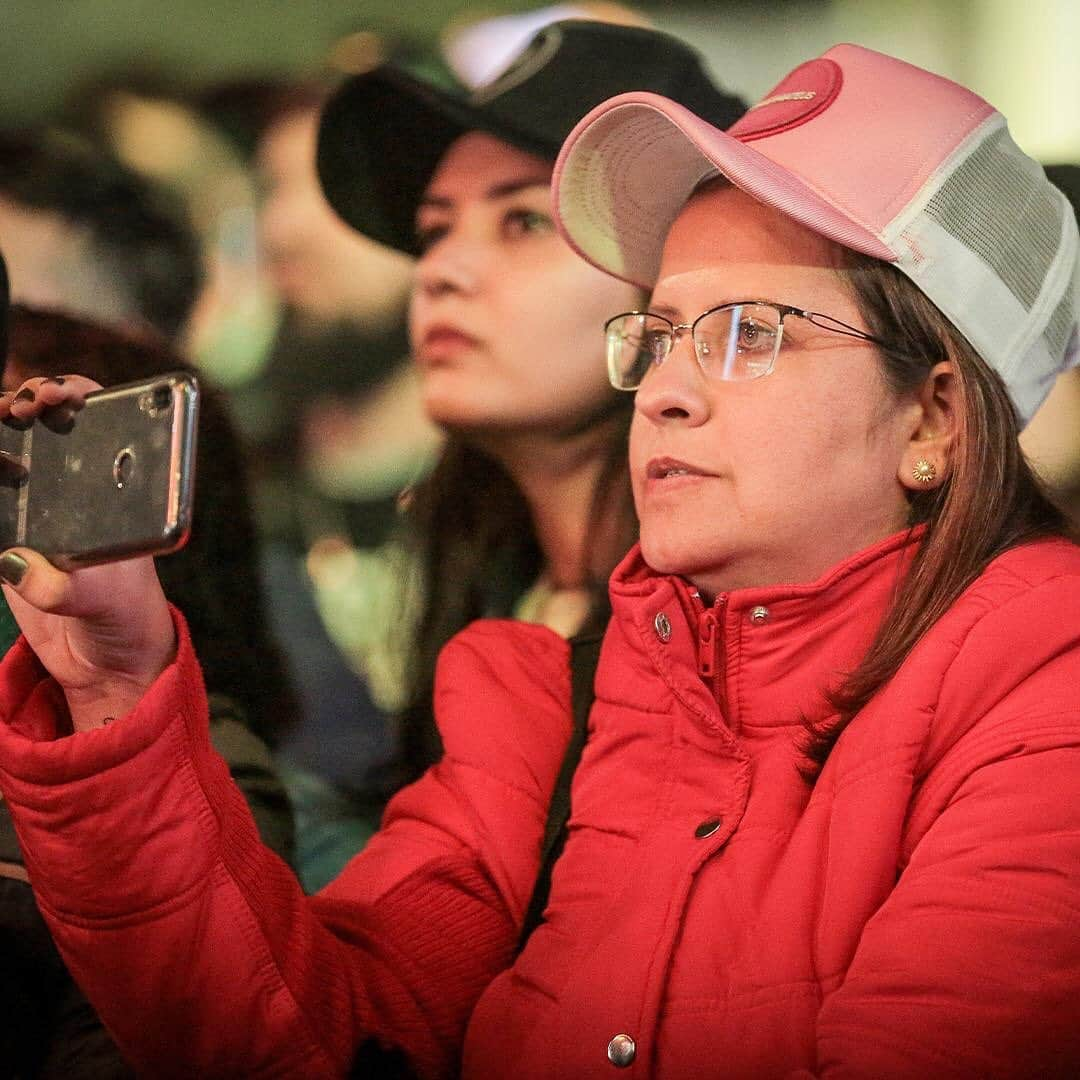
[912, 459, 936, 484]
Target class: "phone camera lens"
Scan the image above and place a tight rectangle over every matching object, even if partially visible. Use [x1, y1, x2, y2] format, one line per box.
[113, 447, 136, 489]
[140, 385, 173, 416]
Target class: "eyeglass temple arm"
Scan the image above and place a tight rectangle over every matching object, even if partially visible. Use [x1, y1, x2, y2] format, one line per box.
[799, 308, 915, 357]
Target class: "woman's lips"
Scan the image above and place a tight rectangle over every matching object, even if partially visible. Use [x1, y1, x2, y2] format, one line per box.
[642, 456, 717, 493]
[417, 325, 480, 363]
[646, 456, 711, 480]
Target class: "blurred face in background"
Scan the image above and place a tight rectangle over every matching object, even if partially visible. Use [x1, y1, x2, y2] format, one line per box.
[409, 131, 641, 437]
[0, 198, 136, 332]
[257, 106, 412, 325]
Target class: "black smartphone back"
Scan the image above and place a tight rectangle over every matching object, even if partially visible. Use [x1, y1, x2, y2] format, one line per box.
[0, 372, 198, 568]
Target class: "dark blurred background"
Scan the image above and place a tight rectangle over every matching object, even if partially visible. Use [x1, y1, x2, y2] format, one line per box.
[3, 0, 1076, 164]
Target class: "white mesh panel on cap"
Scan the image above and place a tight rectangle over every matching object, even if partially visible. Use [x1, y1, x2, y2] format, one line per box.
[898, 216, 1058, 421]
[925, 130, 1062, 312]
[891, 119, 1078, 423]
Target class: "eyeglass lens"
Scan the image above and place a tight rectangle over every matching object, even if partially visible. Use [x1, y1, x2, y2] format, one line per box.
[605, 304, 782, 390]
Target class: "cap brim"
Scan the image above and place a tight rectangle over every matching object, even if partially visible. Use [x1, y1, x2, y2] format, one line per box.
[317, 65, 562, 255]
[554, 92, 893, 289]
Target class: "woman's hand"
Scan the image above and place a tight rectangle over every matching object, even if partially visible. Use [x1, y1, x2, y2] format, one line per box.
[0, 377, 177, 732]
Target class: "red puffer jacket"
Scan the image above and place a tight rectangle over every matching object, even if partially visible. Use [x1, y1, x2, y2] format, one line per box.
[1, 530, 1079, 1078]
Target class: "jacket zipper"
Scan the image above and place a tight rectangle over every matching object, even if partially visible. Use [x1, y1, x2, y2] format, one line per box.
[697, 608, 718, 677]
[692, 592, 727, 708]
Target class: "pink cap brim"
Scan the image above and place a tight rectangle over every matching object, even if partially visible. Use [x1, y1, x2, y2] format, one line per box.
[554, 91, 894, 289]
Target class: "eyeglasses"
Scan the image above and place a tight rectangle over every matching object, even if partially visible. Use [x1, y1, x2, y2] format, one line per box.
[603, 301, 900, 391]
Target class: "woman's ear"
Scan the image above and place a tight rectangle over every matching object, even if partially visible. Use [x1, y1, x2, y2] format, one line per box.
[898, 360, 957, 491]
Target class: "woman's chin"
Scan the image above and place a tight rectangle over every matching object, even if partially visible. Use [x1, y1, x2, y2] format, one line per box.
[639, 536, 702, 579]
[421, 391, 494, 431]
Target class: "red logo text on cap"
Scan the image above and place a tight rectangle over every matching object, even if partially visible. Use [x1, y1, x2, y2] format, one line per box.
[729, 58, 842, 143]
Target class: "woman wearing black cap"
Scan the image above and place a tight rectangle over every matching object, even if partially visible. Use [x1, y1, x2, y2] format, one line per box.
[313, 22, 745, 790]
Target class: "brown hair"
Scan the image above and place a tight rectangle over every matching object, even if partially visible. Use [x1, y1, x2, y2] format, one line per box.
[803, 255, 1070, 771]
[396, 400, 637, 782]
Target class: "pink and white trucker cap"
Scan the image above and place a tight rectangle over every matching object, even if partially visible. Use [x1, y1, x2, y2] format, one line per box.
[553, 43, 1080, 423]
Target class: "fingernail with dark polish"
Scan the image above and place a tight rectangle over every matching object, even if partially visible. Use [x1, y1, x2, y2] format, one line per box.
[13, 388, 35, 404]
[0, 552, 28, 586]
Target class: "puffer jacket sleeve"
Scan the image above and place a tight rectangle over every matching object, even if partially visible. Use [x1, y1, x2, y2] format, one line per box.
[803, 573, 1080, 1079]
[0, 610, 571, 1079]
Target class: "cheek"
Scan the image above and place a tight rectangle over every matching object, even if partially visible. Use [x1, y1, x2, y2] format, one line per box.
[734, 377, 907, 529]
[504, 266, 635, 399]
[628, 414, 651, 506]
[540, 262, 640, 362]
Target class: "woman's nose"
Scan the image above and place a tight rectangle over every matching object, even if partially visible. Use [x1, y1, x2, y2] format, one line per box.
[415, 231, 483, 298]
[633, 332, 711, 426]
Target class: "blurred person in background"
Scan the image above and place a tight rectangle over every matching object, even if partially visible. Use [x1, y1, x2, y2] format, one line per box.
[0, 301, 298, 1077]
[204, 76, 433, 548]
[196, 77, 440, 889]
[0, 128, 201, 344]
[241, 75, 437, 694]
[54, 67, 275, 378]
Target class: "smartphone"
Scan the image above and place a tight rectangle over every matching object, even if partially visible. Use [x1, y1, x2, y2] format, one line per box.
[0, 372, 199, 569]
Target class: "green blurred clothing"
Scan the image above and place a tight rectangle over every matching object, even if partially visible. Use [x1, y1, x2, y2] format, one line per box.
[0, 593, 19, 660]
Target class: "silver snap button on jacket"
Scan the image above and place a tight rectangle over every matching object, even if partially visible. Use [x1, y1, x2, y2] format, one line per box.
[653, 612, 672, 642]
[607, 1033, 636, 1067]
[749, 605, 770, 625]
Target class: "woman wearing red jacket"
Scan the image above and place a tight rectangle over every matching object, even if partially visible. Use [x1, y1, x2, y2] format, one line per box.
[1, 43, 1079, 1079]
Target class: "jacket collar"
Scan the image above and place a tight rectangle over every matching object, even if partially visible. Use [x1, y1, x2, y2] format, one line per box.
[605, 528, 923, 735]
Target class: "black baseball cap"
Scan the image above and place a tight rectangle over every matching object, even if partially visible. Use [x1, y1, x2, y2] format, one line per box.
[316, 19, 747, 255]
